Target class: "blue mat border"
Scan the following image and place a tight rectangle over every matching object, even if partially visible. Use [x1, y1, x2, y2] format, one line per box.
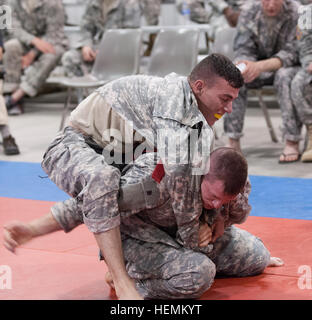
[1, 161, 311, 220]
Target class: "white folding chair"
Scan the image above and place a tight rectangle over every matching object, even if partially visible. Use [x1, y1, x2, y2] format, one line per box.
[147, 27, 200, 77]
[58, 28, 143, 131]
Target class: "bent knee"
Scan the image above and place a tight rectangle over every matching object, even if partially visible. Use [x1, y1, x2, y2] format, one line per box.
[274, 68, 293, 87]
[167, 254, 216, 299]
[4, 39, 23, 54]
[61, 49, 80, 65]
[238, 239, 271, 277]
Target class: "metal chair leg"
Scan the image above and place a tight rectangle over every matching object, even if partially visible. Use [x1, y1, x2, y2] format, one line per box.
[256, 90, 278, 143]
[76, 88, 84, 104]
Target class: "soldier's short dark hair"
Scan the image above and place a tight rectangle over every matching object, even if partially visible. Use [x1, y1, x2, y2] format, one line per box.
[204, 147, 248, 195]
[189, 53, 244, 89]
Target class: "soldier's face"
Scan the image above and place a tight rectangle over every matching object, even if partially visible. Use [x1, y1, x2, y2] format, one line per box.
[262, 0, 284, 17]
[201, 178, 237, 210]
[193, 77, 239, 127]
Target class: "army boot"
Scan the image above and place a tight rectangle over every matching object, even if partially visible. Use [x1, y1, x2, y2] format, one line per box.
[301, 124, 312, 162]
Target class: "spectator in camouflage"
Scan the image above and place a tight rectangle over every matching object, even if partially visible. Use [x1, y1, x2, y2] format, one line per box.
[222, 0, 300, 164]
[61, 0, 161, 77]
[3, 0, 68, 115]
[290, 3, 312, 162]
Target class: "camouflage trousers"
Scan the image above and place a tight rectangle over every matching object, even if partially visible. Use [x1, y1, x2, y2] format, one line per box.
[291, 68, 312, 126]
[61, 48, 94, 77]
[0, 80, 8, 125]
[0, 96, 8, 126]
[3, 39, 65, 96]
[224, 66, 302, 141]
[128, 226, 270, 299]
[51, 199, 270, 299]
[41, 126, 121, 233]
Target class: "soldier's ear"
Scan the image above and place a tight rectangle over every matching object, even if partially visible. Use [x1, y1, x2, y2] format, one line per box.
[193, 79, 205, 96]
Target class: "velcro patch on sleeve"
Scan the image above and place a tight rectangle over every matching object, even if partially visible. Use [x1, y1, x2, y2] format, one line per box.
[152, 161, 165, 183]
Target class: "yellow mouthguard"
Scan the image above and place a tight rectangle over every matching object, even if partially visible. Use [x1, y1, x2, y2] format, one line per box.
[214, 113, 222, 119]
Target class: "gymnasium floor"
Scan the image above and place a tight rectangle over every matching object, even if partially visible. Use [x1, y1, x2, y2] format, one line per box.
[1, 101, 312, 300]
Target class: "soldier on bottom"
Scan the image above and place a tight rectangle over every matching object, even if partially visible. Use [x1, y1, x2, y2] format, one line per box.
[4, 148, 273, 299]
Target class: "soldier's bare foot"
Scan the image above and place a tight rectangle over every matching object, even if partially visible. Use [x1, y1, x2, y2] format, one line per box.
[105, 271, 115, 290]
[268, 257, 284, 267]
[114, 278, 143, 300]
[279, 140, 299, 163]
[105, 271, 142, 299]
[3, 221, 35, 253]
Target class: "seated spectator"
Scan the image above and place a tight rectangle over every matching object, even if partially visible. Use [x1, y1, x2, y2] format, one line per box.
[290, 3, 312, 162]
[0, 30, 19, 155]
[61, 0, 161, 78]
[3, 0, 68, 115]
[176, 0, 245, 41]
[223, 0, 300, 164]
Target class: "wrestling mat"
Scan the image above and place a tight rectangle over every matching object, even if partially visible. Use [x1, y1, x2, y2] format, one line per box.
[1, 161, 312, 300]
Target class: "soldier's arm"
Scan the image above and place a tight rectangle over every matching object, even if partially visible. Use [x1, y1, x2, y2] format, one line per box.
[151, 118, 202, 249]
[79, 2, 101, 49]
[41, 0, 67, 49]
[233, 4, 259, 62]
[299, 4, 312, 68]
[272, 5, 299, 68]
[222, 179, 252, 229]
[196, 179, 251, 246]
[152, 106, 213, 249]
[300, 28, 312, 70]
[239, 58, 282, 83]
[9, 0, 37, 46]
[3, 211, 64, 253]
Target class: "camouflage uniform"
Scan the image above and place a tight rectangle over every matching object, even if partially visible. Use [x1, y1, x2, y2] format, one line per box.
[50, 152, 270, 299]
[223, 0, 301, 142]
[0, 32, 8, 127]
[61, 0, 161, 77]
[176, 0, 245, 39]
[0, 94, 8, 126]
[291, 6, 312, 127]
[3, 0, 68, 96]
[42, 73, 213, 246]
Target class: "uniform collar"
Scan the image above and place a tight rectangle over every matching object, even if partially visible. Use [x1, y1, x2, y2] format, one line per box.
[177, 75, 210, 129]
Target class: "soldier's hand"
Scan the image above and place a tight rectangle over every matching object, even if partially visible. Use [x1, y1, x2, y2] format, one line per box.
[21, 50, 36, 69]
[198, 222, 212, 247]
[32, 37, 55, 54]
[237, 60, 262, 83]
[211, 215, 225, 243]
[307, 62, 312, 74]
[82, 46, 97, 62]
[3, 221, 35, 253]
